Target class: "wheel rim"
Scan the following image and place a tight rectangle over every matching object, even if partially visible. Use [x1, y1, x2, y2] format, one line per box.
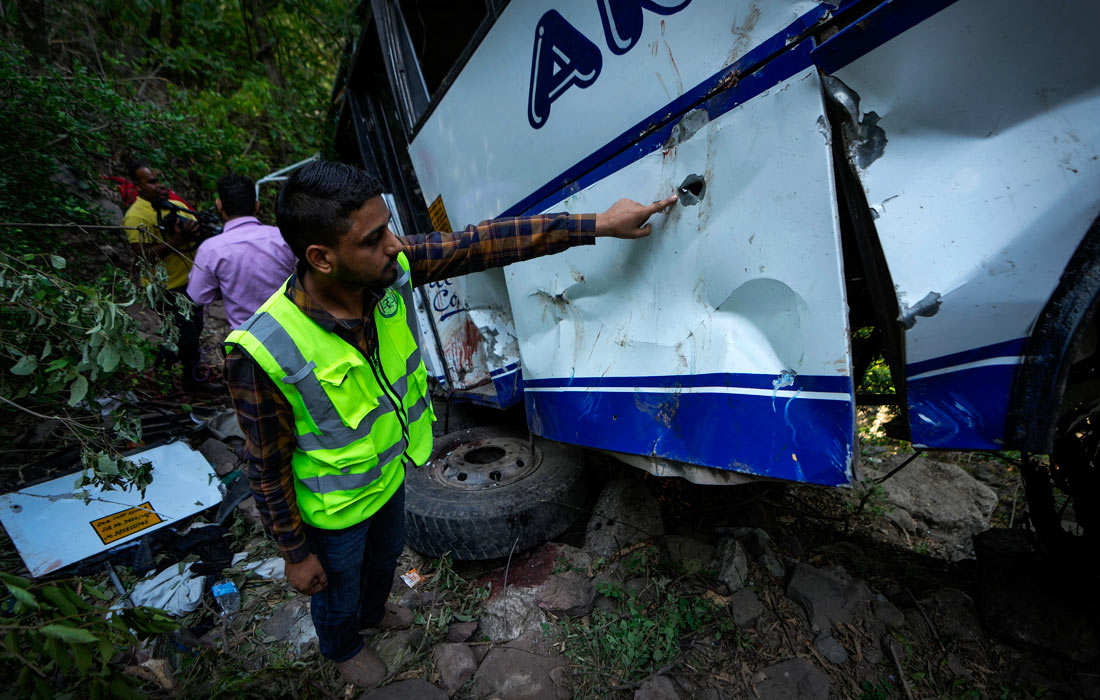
[430, 436, 542, 491]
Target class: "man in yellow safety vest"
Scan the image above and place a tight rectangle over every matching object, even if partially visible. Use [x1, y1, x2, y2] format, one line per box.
[225, 160, 675, 687]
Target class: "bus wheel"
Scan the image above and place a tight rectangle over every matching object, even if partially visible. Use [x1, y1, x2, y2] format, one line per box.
[404, 427, 588, 561]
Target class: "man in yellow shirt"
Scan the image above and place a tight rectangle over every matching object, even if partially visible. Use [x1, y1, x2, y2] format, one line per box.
[122, 159, 208, 391]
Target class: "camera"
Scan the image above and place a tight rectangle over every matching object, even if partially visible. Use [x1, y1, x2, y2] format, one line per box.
[153, 199, 223, 245]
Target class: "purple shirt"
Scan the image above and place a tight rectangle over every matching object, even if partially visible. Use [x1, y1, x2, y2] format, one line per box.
[186, 217, 297, 328]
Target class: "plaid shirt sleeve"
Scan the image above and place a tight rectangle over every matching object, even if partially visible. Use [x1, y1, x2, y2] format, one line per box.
[224, 347, 310, 563]
[402, 212, 596, 286]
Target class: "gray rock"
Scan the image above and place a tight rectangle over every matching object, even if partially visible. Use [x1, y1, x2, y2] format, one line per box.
[584, 479, 664, 558]
[728, 588, 765, 627]
[885, 507, 917, 534]
[478, 587, 546, 643]
[375, 628, 425, 674]
[471, 632, 569, 700]
[446, 620, 477, 643]
[715, 538, 750, 592]
[551, 542, 594, 575]
[94, 198, 124, 224]
[536, 571, 595, 616]
[758, 553, 787, 579]
[262, 598, 316, 657]
[635, 675, 682, 700]
[433, 643, 477, 696]
[360, 679, 448, 700]
[752, 659, 829, 700]
[236, 497, 262, 529]
[815, 632, 848, 665]
[197, 437, 238, 476]
[660, 535, 715, 574]
[920, 588, 983, 643]
[868, 455, 998, 545]
[786, 563, 872, 632]
[871, 596, 906, 628]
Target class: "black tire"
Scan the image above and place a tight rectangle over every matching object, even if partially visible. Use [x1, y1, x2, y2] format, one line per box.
[405, 427, 587, 560]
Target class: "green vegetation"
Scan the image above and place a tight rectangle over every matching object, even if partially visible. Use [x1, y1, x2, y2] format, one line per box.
[0, 4, 355, 696]
[0, 571, 177, 698]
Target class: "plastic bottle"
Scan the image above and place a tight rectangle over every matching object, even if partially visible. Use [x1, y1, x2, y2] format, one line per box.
[211, 580, 240, 615]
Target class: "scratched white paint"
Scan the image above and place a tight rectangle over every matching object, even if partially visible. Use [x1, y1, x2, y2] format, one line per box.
[505, 66, 853, 402]
[407, 0, 823, 405]
[409, 0, 820, 226]
[0, 441, 223, 578]
[831, 0, 1100, 365]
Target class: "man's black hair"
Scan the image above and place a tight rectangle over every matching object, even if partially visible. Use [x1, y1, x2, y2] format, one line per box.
[126, 158, 150, 181]
[275, 160, 383, 262]
[217, 173, 257, 217]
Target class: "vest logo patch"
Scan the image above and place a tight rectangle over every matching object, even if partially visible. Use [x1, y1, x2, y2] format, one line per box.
[379, 290, 400, 318]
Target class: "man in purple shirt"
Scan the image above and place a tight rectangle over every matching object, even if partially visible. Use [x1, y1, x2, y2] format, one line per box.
[187, 174, 297, 329]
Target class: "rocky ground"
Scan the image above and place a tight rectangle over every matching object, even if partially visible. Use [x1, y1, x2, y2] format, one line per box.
[2, 303, 1097, 698]
[80, 413, 1096, 700]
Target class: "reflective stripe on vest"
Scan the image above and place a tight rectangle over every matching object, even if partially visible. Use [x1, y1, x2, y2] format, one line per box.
[242, 310, 426, 454]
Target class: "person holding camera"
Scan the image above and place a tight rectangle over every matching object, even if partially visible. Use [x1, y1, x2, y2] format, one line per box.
[186, 173, 296, 329]
[122, 159, 210, 392]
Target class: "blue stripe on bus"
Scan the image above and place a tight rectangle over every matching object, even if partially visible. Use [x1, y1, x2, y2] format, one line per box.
[524, 371, 851, 394]
[905, 338, 1026, 377]
[908, 362, 1016, 450]
[525, 387, 853, 486]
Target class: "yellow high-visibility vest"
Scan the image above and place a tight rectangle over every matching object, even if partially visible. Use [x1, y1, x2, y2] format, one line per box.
[226, 252, 434, 528]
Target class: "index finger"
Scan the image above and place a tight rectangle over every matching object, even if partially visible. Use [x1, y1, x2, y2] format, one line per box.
[648, 195, 679, 214]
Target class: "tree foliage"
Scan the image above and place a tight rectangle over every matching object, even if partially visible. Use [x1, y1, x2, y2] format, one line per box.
[0, 1, 355, 488]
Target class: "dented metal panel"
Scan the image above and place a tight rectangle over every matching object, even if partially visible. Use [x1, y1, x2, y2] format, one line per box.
[406, 0, 834, 409]
[507, 59, 855, 486]
[0, 441, 223, 577]
[819, 0, 1100, 448]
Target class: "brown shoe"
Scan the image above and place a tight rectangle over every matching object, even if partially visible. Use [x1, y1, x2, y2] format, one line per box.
[363, 602, 414, 630]
[336, 646, 386, 687]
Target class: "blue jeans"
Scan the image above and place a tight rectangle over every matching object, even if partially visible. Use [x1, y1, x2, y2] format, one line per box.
[305, 484, 405, 662]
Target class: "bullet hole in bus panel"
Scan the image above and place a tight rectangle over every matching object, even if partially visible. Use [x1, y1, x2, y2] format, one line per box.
[679, 174, 706, 206]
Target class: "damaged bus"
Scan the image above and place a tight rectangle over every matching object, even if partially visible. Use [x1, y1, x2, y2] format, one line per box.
[329, 0, 1100, 559]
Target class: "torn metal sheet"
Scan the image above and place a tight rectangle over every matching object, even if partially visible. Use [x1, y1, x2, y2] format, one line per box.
[0, 441, 223, 577]
[819, 0, 1100, 448]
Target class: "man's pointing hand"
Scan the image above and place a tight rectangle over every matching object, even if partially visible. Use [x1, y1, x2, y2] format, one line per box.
[594, 194, 678, 240]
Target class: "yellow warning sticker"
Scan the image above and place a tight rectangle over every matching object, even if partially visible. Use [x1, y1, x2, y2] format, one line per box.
[90, 502, 162, 544]
[428, 195, 452, 234]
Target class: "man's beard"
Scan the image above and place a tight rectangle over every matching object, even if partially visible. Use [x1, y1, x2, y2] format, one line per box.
[332, 257, 398, 289]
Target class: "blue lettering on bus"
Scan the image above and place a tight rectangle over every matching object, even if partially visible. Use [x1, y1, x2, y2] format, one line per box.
[528, 2, 692, 129]
[598, 0, 692, 55]
[528, 10, 603, 129]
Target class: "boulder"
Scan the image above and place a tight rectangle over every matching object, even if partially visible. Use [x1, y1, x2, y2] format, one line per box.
[728, 587, 765, 627]
[635, 675, 682, 700]
[433, 643, 477, 696]
[786, 563, 872, 632]
[584, 479, 664, 558]
[867, 455, 998, 545]
[446, 620, 478, 643]
[478, 587, 546, 643]
[814, 632, 848, 665]
[536, 571, 595, 616]
[375, 628, 425, 674]
[752, 659, 829, 700]
[471, 632, 570, 700]
[714, 538, 749, 592]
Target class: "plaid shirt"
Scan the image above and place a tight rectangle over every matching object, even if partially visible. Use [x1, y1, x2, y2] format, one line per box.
[225, 213, 595, 562]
